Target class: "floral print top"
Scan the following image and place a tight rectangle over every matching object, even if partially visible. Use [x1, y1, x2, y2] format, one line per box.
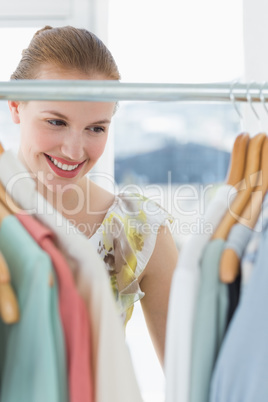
[89, 192, 173, 326]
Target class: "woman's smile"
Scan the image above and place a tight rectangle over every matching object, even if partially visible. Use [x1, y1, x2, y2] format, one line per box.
[44, 153, 87, 178]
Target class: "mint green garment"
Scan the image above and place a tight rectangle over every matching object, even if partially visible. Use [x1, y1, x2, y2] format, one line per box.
[0, 215, 69, 402]
[190, 239, 228, 402]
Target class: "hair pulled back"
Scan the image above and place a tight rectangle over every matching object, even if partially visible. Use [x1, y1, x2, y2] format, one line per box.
[11, 25, 121, 80]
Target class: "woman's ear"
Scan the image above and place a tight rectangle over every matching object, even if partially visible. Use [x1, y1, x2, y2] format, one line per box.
[8, 101, 21, 124]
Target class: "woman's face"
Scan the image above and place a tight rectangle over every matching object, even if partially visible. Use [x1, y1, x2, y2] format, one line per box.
[8, 66, 116, 191]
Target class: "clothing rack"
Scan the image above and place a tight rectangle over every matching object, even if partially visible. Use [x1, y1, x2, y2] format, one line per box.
[0, 81, 267, 102]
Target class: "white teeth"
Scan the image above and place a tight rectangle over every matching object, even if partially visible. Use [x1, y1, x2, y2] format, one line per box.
[48, 156, 79, 171]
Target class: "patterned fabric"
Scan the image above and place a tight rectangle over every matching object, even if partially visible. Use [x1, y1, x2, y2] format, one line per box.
[89, 192, 173, 325]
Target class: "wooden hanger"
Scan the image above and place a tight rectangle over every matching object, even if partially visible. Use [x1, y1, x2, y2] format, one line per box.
[204, 132, 248, 284]
[0, 143, 19, 214]
[0, 143, 19, 322]
[0, 181, 21, 215]
[0, 201, 20, 323]
[219, 135, 268, 283]
[225, 133, 250, 186]
[212, 132, 266, 241]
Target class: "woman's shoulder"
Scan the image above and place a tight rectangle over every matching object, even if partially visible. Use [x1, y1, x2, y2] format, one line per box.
[95, 191, 173, 274]
[109, 191, 173, 225]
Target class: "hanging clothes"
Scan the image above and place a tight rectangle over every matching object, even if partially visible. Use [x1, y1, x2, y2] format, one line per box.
[240, 194, 268, 287]
[0, 215, 68, 402]
[165, 184, 237, 402]
[222, 223, 252, 327]
[17, 212, 93, 402]
[209, 220, 268, 402]
[0, 149, 143, 402]
[223, 223, 253, 261]
[208, 137, 268, 401]
[189, 238, 228, 402]
[225, 272, 241, 330]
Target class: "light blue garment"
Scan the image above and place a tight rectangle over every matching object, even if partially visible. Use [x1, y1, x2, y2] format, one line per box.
[224, 223, 252, 259]
[0, 215, 68, 402]
[190, 239, 228, 402]
[209, 228, 268, 402]
[241, 192, 268, 286]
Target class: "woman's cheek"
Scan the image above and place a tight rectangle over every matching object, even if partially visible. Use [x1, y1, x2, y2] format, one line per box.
[89, 136, 109, 160]
[34, 131, 61, 151]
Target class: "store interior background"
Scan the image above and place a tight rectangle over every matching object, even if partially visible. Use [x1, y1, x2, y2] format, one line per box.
[1, 1, 267, 400]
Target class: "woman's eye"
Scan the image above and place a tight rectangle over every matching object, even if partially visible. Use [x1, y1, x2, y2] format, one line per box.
[88, 126, 105, 134]
[47, 119, 66, 126]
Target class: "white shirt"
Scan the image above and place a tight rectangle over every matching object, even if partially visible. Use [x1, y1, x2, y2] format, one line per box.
[165, 184, 236, 402]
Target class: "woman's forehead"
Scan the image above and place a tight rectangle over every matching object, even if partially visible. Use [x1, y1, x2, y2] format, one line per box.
[35, 64, 108, 81]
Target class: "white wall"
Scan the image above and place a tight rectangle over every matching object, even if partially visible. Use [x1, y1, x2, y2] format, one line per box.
[242, 0, 268, 133]
[108, 0, 244, 84]
[0, 0, 106, 37]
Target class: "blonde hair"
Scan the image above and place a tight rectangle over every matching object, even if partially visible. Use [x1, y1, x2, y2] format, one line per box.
[11, 25, 121, 80]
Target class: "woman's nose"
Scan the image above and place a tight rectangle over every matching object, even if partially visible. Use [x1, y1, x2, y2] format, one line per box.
[60, 131, 85, 161]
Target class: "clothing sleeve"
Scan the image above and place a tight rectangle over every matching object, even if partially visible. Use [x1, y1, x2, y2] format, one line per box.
[178, 184, 237, 269]
[223, 223, 253, 259]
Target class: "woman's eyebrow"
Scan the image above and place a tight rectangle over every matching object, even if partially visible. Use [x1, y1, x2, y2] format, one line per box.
[41, 110, 111, 124]
[91, 119, 111, 124]
[41, 110, 68, 119]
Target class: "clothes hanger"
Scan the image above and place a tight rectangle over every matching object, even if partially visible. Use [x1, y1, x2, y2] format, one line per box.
[212, 82, 266, 244]
[0, 143, 15, 212]
[226, 82, 250, 187]
[0, 181, 21, 214]
[225, 132, 249, 186]
[212, 132, 266, 241]
[0, 201, 20, 323]
[0, 142, 19, 322]
[219, 84, 268, 282]
[219, 136, 268, 283]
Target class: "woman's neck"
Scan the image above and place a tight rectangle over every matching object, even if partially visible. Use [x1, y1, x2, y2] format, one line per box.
[37, 176, 89, 219]
[36, 176, 115, 238]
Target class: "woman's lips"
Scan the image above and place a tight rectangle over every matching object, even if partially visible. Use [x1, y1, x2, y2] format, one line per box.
[45, 154, 82, 165]
[44, 154, 86, 178]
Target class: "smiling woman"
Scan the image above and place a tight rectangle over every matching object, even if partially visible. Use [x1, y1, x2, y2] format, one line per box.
[9, 93, 115, 191]
[7, 25, 179, 370]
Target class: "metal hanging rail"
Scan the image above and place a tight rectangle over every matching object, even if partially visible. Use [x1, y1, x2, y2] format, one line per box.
[0, 80, 267, 102]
